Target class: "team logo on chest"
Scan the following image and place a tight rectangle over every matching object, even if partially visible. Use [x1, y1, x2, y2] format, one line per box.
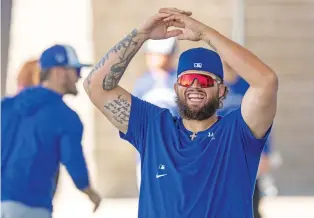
[208, 132, 215, 140]
[156, 164, 168, 179]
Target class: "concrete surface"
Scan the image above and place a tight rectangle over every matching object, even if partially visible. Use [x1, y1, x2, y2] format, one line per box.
[53, 190, 314, 218]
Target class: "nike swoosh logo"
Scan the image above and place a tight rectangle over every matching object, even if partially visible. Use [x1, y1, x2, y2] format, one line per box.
[156, 174, 168, 179]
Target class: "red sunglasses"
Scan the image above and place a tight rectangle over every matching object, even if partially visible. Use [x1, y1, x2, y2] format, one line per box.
[177, 73, 222, 88]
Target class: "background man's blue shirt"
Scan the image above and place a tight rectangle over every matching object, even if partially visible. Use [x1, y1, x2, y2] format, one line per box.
[120, 96, 271, 218]
[218, 76, 249, 117]
[133, 70, 178, 116]
[1, 86, 89, 211]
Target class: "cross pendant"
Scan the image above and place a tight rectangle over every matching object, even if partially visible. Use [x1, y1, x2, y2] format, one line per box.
[190, 132, 197, 140]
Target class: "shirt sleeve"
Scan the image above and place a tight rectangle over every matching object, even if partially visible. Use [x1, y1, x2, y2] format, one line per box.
[119, 95, 164, 155]
[234, 107, 272, 155]
[59, 114, 89, 190]
[262, 134, 272, 156]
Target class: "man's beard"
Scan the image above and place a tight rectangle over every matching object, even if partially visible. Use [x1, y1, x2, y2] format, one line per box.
[67, 88, 78, 95]
[175, 94, 219, 121]
[64, 82, 78, 96]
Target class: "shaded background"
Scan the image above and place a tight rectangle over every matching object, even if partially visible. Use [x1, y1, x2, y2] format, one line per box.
[1, 0, 314, 217]
[1, 0, 12, 97]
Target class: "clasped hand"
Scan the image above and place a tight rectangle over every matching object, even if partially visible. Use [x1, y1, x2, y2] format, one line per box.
[137, 7, 209, 42]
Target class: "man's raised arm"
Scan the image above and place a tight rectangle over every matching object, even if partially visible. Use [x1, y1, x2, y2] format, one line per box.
[83, 29, 146, 133]
[83, 10, 190, 134]
[201, 28, 278, 138]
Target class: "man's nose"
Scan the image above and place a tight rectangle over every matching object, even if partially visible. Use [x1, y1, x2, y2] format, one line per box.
[190, 78, 202, 88]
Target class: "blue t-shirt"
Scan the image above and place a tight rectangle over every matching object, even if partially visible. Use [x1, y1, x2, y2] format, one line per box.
[133, 70, 178, 166]
[120, 95, 271, 218]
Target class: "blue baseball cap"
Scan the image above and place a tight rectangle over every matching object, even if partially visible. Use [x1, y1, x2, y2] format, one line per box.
[177, 47, 224, 80]
[39, 44, 92, 71]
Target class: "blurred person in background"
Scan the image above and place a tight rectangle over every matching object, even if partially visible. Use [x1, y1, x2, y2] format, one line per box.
[1, 44, 101, 218]
[133, 37, 178, 191]
[16, 59, 40, 92]
[220, 63, 273, 218]
[134, 37, 178, 115]
[83, 8, 278, 218]
[15, 58, 61, 199]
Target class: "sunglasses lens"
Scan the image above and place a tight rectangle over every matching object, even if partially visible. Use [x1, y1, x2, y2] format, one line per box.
[178, 75, 192, 87]
[197, 75, 215, 88]
[178, 74, 215, 88]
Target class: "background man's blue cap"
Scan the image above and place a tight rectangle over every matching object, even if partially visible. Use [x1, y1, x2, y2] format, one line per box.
[177, 47, 224, 79]
[39, 44, 92, 70]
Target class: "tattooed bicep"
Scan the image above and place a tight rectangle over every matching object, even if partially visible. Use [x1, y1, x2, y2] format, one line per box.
[101, 87, 131, 134]
[104, 94, 130, 127]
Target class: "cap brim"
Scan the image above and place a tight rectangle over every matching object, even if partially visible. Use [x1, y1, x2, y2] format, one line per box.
[77, 63, 93, 68]
[180, 71, 216, 77]
[68, 63, 93, 68]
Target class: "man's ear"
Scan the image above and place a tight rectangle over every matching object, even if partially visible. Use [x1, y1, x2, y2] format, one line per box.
[174, 83, 178, 95]
[219, 85, 228, 99]
[49, 68, 58, 81]
[52, 67, 66, 82]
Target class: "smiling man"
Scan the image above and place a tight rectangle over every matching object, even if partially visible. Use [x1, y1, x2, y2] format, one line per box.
[84, 8, 278, 218]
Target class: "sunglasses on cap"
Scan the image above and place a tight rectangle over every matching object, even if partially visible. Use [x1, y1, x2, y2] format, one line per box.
[177, 73, 222, 88]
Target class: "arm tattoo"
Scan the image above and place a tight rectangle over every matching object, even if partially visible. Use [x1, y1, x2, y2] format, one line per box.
[205, 39, 217, 51]
[103, 95, 131, 125]
[84, 29, 140, 93]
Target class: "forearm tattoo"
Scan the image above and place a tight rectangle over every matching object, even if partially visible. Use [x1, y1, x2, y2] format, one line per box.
[205, 39, 217, 51]
[84, 29, 140, 93]
[104, 95, 131, 125]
